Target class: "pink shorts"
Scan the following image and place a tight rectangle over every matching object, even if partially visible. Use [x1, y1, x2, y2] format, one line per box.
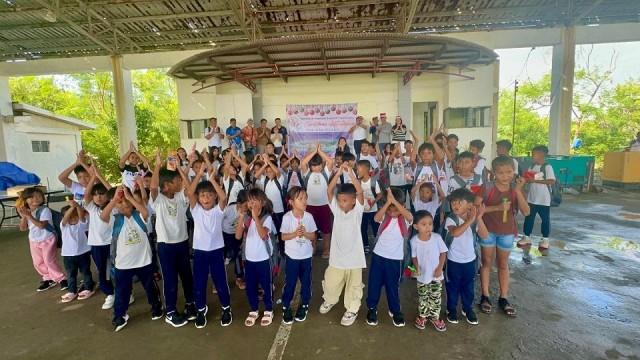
[306, 204, 333, 235]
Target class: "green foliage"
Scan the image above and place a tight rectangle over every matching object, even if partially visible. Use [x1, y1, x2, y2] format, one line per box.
[498, 68, 640, 167]
[9, 70, 179, 182]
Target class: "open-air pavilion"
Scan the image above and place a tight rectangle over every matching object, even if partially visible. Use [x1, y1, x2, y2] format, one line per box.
[0, 1, 639, 359]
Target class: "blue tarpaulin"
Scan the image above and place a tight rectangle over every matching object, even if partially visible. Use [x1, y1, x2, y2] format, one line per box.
[0, 162, 40, 191]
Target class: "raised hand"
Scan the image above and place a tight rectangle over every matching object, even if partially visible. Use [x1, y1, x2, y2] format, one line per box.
[154, 149, 162, 168]
[468, 205, 478, 222]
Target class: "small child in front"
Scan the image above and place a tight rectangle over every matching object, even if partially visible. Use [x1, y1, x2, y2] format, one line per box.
[318, 163, 365, 327]
[100, 186, 162, 332]
[366, 187, 413, 328]
[59, 200, 94, 303]
[280, 186, 318, 324]
[411, 210, 448, 332]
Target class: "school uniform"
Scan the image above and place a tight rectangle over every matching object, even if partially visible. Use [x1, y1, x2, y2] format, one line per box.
[243, 215, 276, 312]
[191, 204, 231, 312]
[523, 164, 555, 238]
[444, 216, 477, 315]
[61, 219, 93, 294]
[86, 201, 114, 296]
[27, 207, 66, 283]
[366, 216, 411, 316]
[280, 211, 317, 310]
[360, 178, 381, 249]
[222, 203, 243, 279]
[303, 168, 333, 235]
[112, 211, 162, 320]
[152, 191, 194, 315]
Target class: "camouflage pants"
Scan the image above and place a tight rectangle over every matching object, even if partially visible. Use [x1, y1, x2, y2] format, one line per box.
[417, 280, 443, 319]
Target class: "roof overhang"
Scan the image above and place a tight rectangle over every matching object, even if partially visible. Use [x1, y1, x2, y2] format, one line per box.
[12, 103, 97, 130]
[168, 32, 497, 93]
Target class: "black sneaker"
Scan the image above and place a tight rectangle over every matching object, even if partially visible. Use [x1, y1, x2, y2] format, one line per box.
[220, 307, 233, 327]
[165, 311, 188, 328]
[184, 303, 197, 321]
[447, 311, 459, 324]
[195, 306, 208, 329]
[113, 314, 130, 332]
[462, 309, 479, 325]
[364, 245, 370, 254]
[36, 280, 56, 292]
[366, 308, 378, 326]
[59, 280, 69, 291]
[391, 312, 406, 327]
[294, 305, 309, 322]
[151, 306, 163, 321]
[282, 308, 294, 325]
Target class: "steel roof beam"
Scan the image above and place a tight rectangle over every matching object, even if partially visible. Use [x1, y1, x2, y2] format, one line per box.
[402, 0, 419, 33]
[254, 0, 401, 13]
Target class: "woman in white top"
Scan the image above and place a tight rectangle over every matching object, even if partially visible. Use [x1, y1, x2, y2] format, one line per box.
[349, 115, 368, 158]
[391, 116, 408, 153]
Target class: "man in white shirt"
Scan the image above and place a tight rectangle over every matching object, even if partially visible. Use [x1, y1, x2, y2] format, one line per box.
[204, 117, 223, 151]
[349, 115, 369, 159]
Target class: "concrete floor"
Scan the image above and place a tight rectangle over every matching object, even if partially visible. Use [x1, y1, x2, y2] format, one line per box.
[1, 191, 639, 360]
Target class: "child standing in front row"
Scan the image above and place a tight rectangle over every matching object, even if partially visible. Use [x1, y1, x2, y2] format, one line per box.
[445, 188, 488, 326]
[186, 164, 233, 329]
[18, 187, 67, 292]
[411, 210, 448, 332]
[366, 188, 413, 328]
[100, 186, 163, 332]
[280, 186, 318, 324]
[236, 189, 276, 327]
[318, 163, 365, 327]
[59, 201, 95, 303]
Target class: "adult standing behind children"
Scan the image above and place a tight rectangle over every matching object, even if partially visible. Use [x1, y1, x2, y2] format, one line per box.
[226, 118, 243, 152]
[204, 117, 224, 152]
[256, 119, 271, 154]
[242, 119, 257, 155]
[273, 118, 288, 154]
[349, 116, 368, 158]
[377, 114, 393, 155]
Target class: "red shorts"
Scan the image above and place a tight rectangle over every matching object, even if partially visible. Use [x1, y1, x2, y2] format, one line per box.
[306, 204, 333, 235]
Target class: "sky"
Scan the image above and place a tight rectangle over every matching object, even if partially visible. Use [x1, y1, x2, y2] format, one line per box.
[496, 41, 640, 90]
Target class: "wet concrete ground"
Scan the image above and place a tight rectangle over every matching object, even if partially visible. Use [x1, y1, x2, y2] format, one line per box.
[0, 191, 638, 360]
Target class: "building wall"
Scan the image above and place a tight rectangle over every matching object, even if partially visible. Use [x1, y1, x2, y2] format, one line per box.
[3, 114, 83, 190]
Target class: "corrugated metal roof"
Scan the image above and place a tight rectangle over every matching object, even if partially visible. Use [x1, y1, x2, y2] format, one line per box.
[1, 0, 637, 61]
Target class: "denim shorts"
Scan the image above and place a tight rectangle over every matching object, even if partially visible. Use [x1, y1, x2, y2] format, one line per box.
[479, 233, 515, 251]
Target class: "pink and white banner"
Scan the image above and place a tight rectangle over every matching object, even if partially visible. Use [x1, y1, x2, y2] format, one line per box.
[287, 103, 358, 156]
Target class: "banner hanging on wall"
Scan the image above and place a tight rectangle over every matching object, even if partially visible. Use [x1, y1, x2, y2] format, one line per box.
[287, 103, 358, 156]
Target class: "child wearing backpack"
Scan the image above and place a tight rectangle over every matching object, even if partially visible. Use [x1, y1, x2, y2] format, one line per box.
[100, 186, 163, 332]
[150, 152, 195, 328]
[18, 187, 67, 292]
[411, 180, 445, 231]
[318, 163, 365, 327]
[223, 190, 248, 290]
[59, 201, 95, 303]
[475, 156, 529, 318]
[444, 188, 489, 326]
[358, 159, 382, 254]
[300, 145, 334, 258]
[518, 145, 556, 255]
[280, 186, 318, 324]
[83, 167, 116, 309]
[447, 151, 483, 194]
[186, 164, 233, 329]
[282, 156, 305, 191]
[118, 141, 150, 190]
[222, 149, 249, 204]
[469, 139, 488, 181]
[410, 210, 447, 332]
[235, 188, 276, 327]
[366, 187, 413, 328]
[254, 154, 286, 237]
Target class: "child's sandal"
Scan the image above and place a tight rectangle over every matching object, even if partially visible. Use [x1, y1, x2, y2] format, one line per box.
[498, 298, 517, 317]
[414, 316, 427, 330]
[78, 289, 94, 300]
[261, 311, 274, 326]
[61, 292, 77, 303]
[245, 311, 259, 327]
[479, 295, 492, 314]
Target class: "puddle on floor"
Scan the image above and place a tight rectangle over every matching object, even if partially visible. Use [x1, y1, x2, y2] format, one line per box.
[568, 286, 632, 324]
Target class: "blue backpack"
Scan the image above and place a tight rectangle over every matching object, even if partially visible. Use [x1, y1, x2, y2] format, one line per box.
[108, 211, 147, 279]
[35, 206, 62, 248]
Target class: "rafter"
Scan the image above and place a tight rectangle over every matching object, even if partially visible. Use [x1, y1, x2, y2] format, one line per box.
[402, 0, 419, 33]
[77, 0, 141, 52]
[254, 0, 400, 12]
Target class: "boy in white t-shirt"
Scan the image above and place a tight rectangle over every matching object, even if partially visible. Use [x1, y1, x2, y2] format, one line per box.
[59, 201, 94, 303]
[186, 165, 233, 329]
[410, 210, 448, 332]
[57, 150, 92, 204]
[150, 152, 195, 328]
[411, 180, 446, 228]
[203, 117, 223, 151]
[280, 186, 318, 324]
[365, 188, 413, 328]
[519, 145, 556, 254]
[469, 139, 488, 181]
[444, 188, 489, 326]
[118, 141, 150, 190]
[359, 140, 379, 171]
[357, 159, 382, 253]
[100, 186, 162, 332]
[254, 154, 286, 238]
[318, 164, 365, 327]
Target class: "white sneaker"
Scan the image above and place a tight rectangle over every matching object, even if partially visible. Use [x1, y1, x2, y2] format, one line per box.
[517, 235, 532, 248]
[102, 295, 115, 310]
[319, 302, 335, 314]
[340, 311, 358, 326]
[539, 238, 550, 252]
[129, 294, 135, 305]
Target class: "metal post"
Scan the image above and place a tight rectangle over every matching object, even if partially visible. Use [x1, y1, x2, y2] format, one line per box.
[512, 80, 518, 146]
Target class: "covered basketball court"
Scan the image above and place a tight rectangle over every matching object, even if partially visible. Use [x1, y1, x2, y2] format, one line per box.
[1, 1, 639, 359]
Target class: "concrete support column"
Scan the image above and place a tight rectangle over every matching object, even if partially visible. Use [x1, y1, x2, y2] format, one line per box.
[549, 26, 575, 155]
[397, 74, 412, 130]
[111, 55, 137, 155]
[252, 80, 263, 121]
[0, 76, 13, 161]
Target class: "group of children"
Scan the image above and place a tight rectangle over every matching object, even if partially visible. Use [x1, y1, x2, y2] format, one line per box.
[18, 122, 557, 333]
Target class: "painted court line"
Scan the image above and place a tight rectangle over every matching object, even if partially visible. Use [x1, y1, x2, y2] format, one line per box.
[267, 285, 301, 360]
